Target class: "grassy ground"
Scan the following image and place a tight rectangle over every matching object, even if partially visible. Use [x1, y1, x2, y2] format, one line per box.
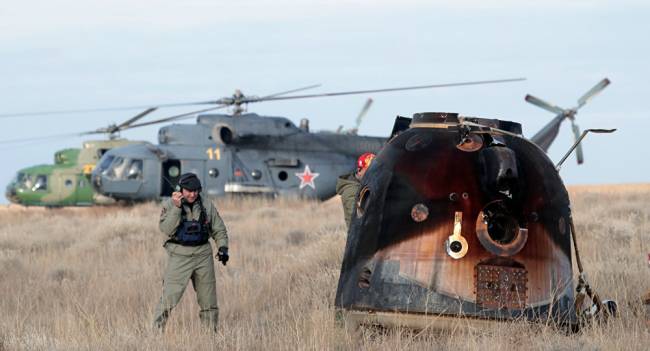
[0, 185, 648, 350]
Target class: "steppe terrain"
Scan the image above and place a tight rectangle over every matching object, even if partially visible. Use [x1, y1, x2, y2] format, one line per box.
[0, 185, 648, 350]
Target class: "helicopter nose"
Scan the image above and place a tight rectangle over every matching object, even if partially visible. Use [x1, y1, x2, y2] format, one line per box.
[5, 187, 19, 204]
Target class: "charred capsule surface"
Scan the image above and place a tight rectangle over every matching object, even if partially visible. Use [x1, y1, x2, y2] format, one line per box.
[336, 112, 575, 326]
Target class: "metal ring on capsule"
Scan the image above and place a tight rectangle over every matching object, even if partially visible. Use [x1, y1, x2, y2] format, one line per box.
[475, 201, 528, 257]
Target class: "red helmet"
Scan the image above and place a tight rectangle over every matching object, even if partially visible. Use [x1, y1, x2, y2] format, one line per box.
[357, 152, 376, 171]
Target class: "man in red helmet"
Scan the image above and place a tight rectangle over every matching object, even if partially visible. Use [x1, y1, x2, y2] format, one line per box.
[336, 152, 375, 229]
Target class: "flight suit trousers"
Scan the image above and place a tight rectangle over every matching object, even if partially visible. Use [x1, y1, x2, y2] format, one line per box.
[153, 243, 219, 331]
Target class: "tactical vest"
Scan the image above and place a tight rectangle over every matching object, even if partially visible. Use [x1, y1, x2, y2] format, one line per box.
[171, 198, 211, 246]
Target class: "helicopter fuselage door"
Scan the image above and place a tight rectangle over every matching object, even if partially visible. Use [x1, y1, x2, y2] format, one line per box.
[59, 172, 78, 205]
[46, 173, 65, 204]
[75, 174, 94, 205]
[48, 170, 78, 205]
[203, 145, 230, 197]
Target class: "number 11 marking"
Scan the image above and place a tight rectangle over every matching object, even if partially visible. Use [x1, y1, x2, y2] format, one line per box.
[206, 148, 221, 160]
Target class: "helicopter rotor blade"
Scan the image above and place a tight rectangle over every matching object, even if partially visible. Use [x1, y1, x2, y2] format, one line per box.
[351, 98, 373, 134]
[571, 121, 584, 165]
[525, 94, 566, 115]
[0, 132, 82, 145]
[191, 84, 327, 106]
[124, 105, 230, 130]
[576, 78, 610, 109]
[1, 105, 228, 145]
[115, 107, 158, 130]
[259, 84, 322, 99]
[0, 102, 205, 119]
[0, 84, 326, 119]
[0, 78, 519, 119]
[79, 129, 111, 136]
[239, 78, 526, 104]
[80, 107, 160, 137]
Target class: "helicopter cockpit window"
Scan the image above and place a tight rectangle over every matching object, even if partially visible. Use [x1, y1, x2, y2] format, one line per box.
[97, 149, 109, 158]
[104, 157, 128, 179]
[97, 155, 115, 175]
[33, 175, 48, 192]
[12, 172, 23, 185]
[126, 159, 143, 180]
[19, 174, 34, 189]
[112, 157, 127, 179]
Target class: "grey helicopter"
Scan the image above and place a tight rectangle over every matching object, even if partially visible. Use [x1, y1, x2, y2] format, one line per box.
[88, 78, 608, 203]
[87, 79, 522, 201]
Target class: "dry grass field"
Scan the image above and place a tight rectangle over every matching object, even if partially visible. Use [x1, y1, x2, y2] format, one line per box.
[0, 184, 649, 350]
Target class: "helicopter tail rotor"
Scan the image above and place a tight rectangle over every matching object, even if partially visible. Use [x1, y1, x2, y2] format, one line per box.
[577, 78, 611, 109]
[571, 120, 584, 164]
[570, 78, 610, 164]
[525, 94, 565, 115]
[349, 98, 373, 135]
[527, 78, 610, 165]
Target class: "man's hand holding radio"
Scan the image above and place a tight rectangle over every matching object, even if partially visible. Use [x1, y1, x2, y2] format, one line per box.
[172, 191, 184, 208]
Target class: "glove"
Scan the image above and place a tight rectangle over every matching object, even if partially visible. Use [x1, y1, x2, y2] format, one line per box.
[216, 247, 229, 266]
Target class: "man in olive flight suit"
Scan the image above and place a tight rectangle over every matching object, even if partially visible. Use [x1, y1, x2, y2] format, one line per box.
[335, 152, 375, 229]
[153, 172, 229, 332]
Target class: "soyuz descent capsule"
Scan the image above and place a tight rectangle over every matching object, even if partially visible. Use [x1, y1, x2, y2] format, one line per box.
[335, 112, 578, 329]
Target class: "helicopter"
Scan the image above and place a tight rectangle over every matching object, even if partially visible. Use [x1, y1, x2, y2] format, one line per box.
[2, 108, 166, 206]
[88, 79, 531, 202]
[5, 140, 146, 206]
[2, 85, 326, 206]
[335, 111, 616, 330]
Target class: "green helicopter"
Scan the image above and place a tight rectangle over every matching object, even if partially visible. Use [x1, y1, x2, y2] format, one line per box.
[4, 108, 159, 206]
[5, 140, 148, 206]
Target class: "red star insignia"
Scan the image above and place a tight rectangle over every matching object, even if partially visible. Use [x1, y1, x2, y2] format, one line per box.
[295, 165, 320, 190]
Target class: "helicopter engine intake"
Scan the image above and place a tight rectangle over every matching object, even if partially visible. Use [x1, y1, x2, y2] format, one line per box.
[216, 125, 236, 144]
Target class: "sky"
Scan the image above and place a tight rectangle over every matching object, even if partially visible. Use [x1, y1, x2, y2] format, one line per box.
[1, 0, 648, 204]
